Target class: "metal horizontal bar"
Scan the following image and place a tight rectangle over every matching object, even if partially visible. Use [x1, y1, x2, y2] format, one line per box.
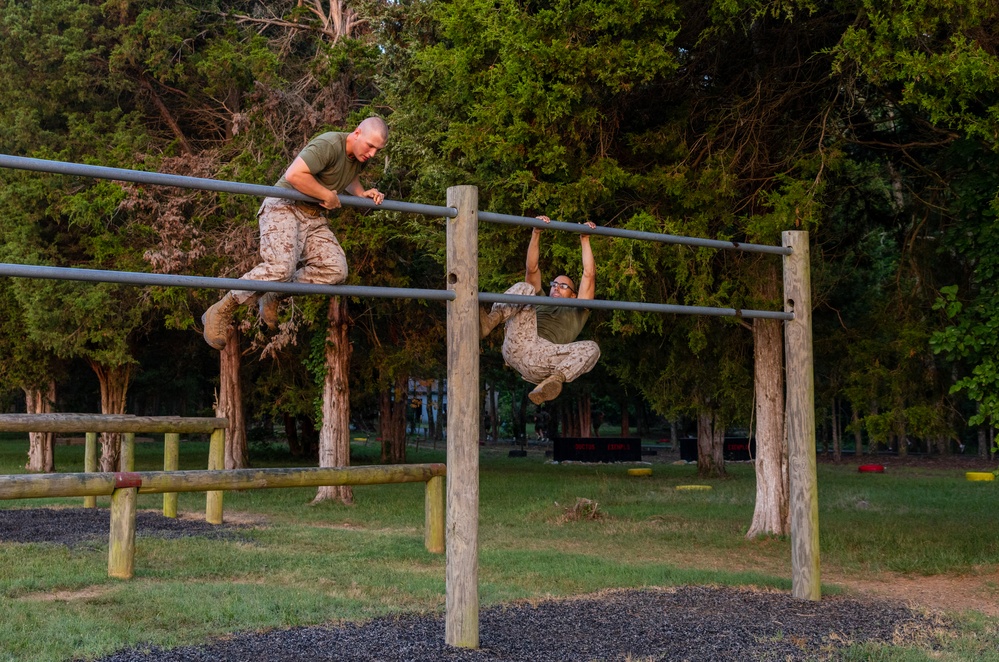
[0, 263, 455, 301]
[477, 211, 792, 255]
[0, 154, 456, 219]
[0, 464, 447, 500]
[479, 292, 793, 320]
[0, 414, 227, 434]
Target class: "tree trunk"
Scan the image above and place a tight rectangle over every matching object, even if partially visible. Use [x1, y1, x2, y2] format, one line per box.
[380, 374, 408, 464]
[89, 361, 134, 472]
[831, 398, 841, 462]
[897, 416, 908, 457]
[620, 400, 630, 437]
[697, 410, 725, 478]
[314, 297, 353, 504]
[711, 413, 726, 470]
[284, 413, 302, 457]
[488, 384, 499, 442]
[746, 316, 788, 538]
[980, 425, 989, 458]
[578, 394, 592, 439]
[427, 382, 436, 441]
[219, 325, 248, 469]
[852, 405, 864, 456]
[435, 375, 445, 442]
[24, 381, 56, 472]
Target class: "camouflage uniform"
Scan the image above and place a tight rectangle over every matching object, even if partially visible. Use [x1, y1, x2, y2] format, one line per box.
[491, 281, 600, 385]
[230, 197, 347, 304]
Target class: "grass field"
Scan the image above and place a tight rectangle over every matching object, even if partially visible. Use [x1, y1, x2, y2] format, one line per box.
[0, 434, 997, 661]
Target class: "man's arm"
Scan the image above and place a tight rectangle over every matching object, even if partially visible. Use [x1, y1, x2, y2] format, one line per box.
[345, 176, 385, 205]
[577, 221, 597, 300]
[284, 156, 341, 209]
[525, 215, 550, 294]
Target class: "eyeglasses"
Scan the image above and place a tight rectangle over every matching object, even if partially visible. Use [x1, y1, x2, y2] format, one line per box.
[549, 281, 575, 293]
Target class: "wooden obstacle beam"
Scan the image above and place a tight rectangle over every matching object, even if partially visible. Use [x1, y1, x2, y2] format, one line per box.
[0, 464, 447, 579]
[0, 414, 227, 519]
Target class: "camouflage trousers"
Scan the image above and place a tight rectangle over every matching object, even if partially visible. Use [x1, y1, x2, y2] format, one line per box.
[231, 197, 347, 304]
[492, 282, 601, 385]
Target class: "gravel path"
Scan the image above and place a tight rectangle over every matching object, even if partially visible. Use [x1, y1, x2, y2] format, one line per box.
[0, 507, 246, 546]
[94, 587, 943, 661]
[1, 508, 948, 661]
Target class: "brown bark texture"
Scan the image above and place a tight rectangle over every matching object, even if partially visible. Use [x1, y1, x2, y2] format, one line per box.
[219, 325, 248, 469]
[746, 316, 789, 538]
[314, 297, 354, 504]
[696, 411, 727, 478]
[23, 381, 56, 472]
[380, 373, 408, 464]
[89, 361, 133, 472]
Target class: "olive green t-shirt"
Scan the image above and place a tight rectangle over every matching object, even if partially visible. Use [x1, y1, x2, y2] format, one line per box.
[274, 132, 366, 194]
[535, 294, 590, 345]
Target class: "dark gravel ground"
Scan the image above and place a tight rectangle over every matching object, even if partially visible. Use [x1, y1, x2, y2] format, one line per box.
[0, 507, 247, 547]
[2, 508, 950, 661]
[94, 587, 945, 662]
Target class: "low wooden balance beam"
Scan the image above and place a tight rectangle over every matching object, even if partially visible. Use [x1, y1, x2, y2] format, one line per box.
[0, 414, 228, 518]
[0, 464, 447, 579]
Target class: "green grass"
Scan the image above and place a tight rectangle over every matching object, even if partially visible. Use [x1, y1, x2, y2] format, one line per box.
[1, 436, 997, 660]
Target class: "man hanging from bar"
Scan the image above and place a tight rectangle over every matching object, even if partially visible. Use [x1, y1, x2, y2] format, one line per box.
[201, 117, 389, 350]
[479, 216, 600, 405]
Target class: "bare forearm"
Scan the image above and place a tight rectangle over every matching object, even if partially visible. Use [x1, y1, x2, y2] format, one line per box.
[525, 229, 542, 292]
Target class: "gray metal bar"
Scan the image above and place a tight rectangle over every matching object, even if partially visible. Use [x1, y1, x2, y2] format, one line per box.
[0, 263, 455, 301]
[0, 262, 790, 318]
[0, 154, 457, 219]
[479, 292, 793, 320]
[478, 211, 792, 255]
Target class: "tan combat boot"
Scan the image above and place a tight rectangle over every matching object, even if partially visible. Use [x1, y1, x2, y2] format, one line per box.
[258, 292, 279, 330]
[202, 293, 240, 350]
[529, 373, 565, 405]
[479, 306, 503, 339]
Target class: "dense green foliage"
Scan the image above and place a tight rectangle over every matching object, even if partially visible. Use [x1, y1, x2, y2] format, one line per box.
[0, 0, 997, 455]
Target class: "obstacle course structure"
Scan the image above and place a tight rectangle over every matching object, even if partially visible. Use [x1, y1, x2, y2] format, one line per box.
[0, 155, 818, 649]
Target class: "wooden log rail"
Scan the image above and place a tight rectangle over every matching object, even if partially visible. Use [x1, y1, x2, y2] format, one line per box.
[0, 414, 227, 517]
[0, 464, 447, 579]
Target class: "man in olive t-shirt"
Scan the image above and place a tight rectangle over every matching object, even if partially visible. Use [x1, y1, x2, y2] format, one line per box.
[480, 216, 601, 405]
[202, 117, 388, 350]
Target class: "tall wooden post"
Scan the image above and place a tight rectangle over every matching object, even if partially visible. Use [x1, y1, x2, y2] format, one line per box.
[425, 474, 445, 554]
[83, 432, 98, 508]
[445, 185, 479, 648]
[205, 427, 225, 524]
[108, 483, 139, 579]
[120, 432, 135, 471]
[163, 432, 179, 518]
[782, 230, 820, 600]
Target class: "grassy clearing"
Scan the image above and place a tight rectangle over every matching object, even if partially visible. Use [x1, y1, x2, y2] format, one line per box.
[0, 436, 997, 660]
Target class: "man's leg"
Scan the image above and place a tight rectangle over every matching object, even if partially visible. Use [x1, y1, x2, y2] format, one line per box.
[481, 282, 535, 338]
[294, 220, 348, 285]
[504, 337, 601, 404]
[203, 199, 304, 348]
[256, 220, 348, 330]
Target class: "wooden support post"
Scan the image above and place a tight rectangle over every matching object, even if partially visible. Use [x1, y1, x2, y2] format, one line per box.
[445, 185, 480, 648]
[163, 432, 179, 518]
[120, 432, 135, 472]
[205, 427, 225, 524]
[108, 484, 138, 579]
[83, 432, 98, 508]
[425, 474, 445, 554]
[783, 230, 821, 600]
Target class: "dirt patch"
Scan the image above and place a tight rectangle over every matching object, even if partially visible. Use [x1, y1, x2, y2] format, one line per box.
[22, 586, 112, 602]
[829, 568, 999, 618]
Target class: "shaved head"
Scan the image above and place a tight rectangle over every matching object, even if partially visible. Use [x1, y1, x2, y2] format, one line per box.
[357, 116, 388, 141]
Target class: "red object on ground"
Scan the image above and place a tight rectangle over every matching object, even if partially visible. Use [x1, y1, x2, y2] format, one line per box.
[858, 464, 885, 473]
